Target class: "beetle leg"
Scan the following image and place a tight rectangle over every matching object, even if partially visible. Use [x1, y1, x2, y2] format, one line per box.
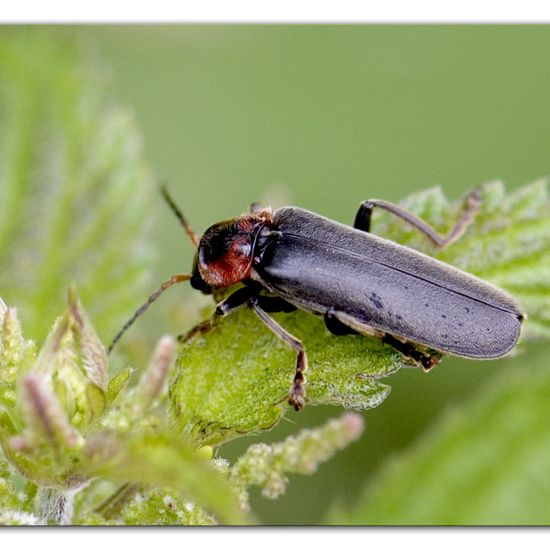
[214, 286, 260, 315]
[256, 296, 297, 313]
[322, 310, 440, 370]
[177, 319, 216, 344]
[323, 310, 385, 339]
[249, 299, 308, 411]
[249, 202, 262, 214]
[354, 188, 483, 249]
[177, 285, 260, 343]
[324, 308, 358, 335]
[382, 334, 441, 371]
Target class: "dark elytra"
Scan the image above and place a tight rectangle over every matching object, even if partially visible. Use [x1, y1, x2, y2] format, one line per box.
[256, 206, 523, 359]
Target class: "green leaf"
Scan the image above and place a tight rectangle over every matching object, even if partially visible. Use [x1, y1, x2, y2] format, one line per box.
[171, 181, 550, 445]
[82, 431, 248, 525]
[0, 29, 154, 343]
[0, 305, 36, 410]
[0, 459, 20, 511]
[172, 309, 398, 445]
[327, 357, 550, 525]
[106, 368, 133, 407]
[30, 293, 108, 432]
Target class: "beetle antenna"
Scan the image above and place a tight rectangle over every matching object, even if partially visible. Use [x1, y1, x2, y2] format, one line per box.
[107, 273, 192, 354]
[160, 184, 201, 248]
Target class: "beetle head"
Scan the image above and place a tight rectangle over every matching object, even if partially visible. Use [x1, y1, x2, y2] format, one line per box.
[191, 212, 271, 291]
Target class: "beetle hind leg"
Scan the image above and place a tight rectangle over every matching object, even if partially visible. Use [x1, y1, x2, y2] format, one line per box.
[354, 187, 483, 249]
[322, 310, 441, 371]
[382, 334, 441, 371]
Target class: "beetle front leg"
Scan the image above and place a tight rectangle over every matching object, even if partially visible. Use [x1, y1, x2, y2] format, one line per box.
[177, 318, 216, 344]
[178, 285, 261, 343]
[354, 188, 482, 249]
[249, 299, 308, 411]
[256, 296, 297, 313]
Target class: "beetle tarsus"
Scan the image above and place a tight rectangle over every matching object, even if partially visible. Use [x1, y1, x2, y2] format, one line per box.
[177, 318, 216, 344]
[289, 350, 308, 411]
[420, 354, 441, 371]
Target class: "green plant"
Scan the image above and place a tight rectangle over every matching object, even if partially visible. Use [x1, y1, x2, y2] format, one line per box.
[0, 29, 154, 345]
[2, 29, 550, 526]
[0, 29, 368, 526]
[0, 291, 365, 524]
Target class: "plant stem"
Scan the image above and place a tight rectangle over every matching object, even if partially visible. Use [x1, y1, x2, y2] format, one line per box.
[36, 487, 77, 525]
[94, 482, 141, 521]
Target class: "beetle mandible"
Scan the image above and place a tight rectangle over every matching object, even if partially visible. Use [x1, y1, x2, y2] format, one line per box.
[108, 187, 524, 411]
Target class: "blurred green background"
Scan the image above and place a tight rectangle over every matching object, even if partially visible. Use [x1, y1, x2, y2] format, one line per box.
[5, 25, 550, 524]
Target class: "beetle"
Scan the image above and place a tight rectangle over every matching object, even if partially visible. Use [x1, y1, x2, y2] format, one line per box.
[108, 187, 524, 411]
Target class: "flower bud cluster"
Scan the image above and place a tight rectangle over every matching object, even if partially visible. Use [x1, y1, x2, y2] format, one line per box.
[232, 412, 364, 499]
